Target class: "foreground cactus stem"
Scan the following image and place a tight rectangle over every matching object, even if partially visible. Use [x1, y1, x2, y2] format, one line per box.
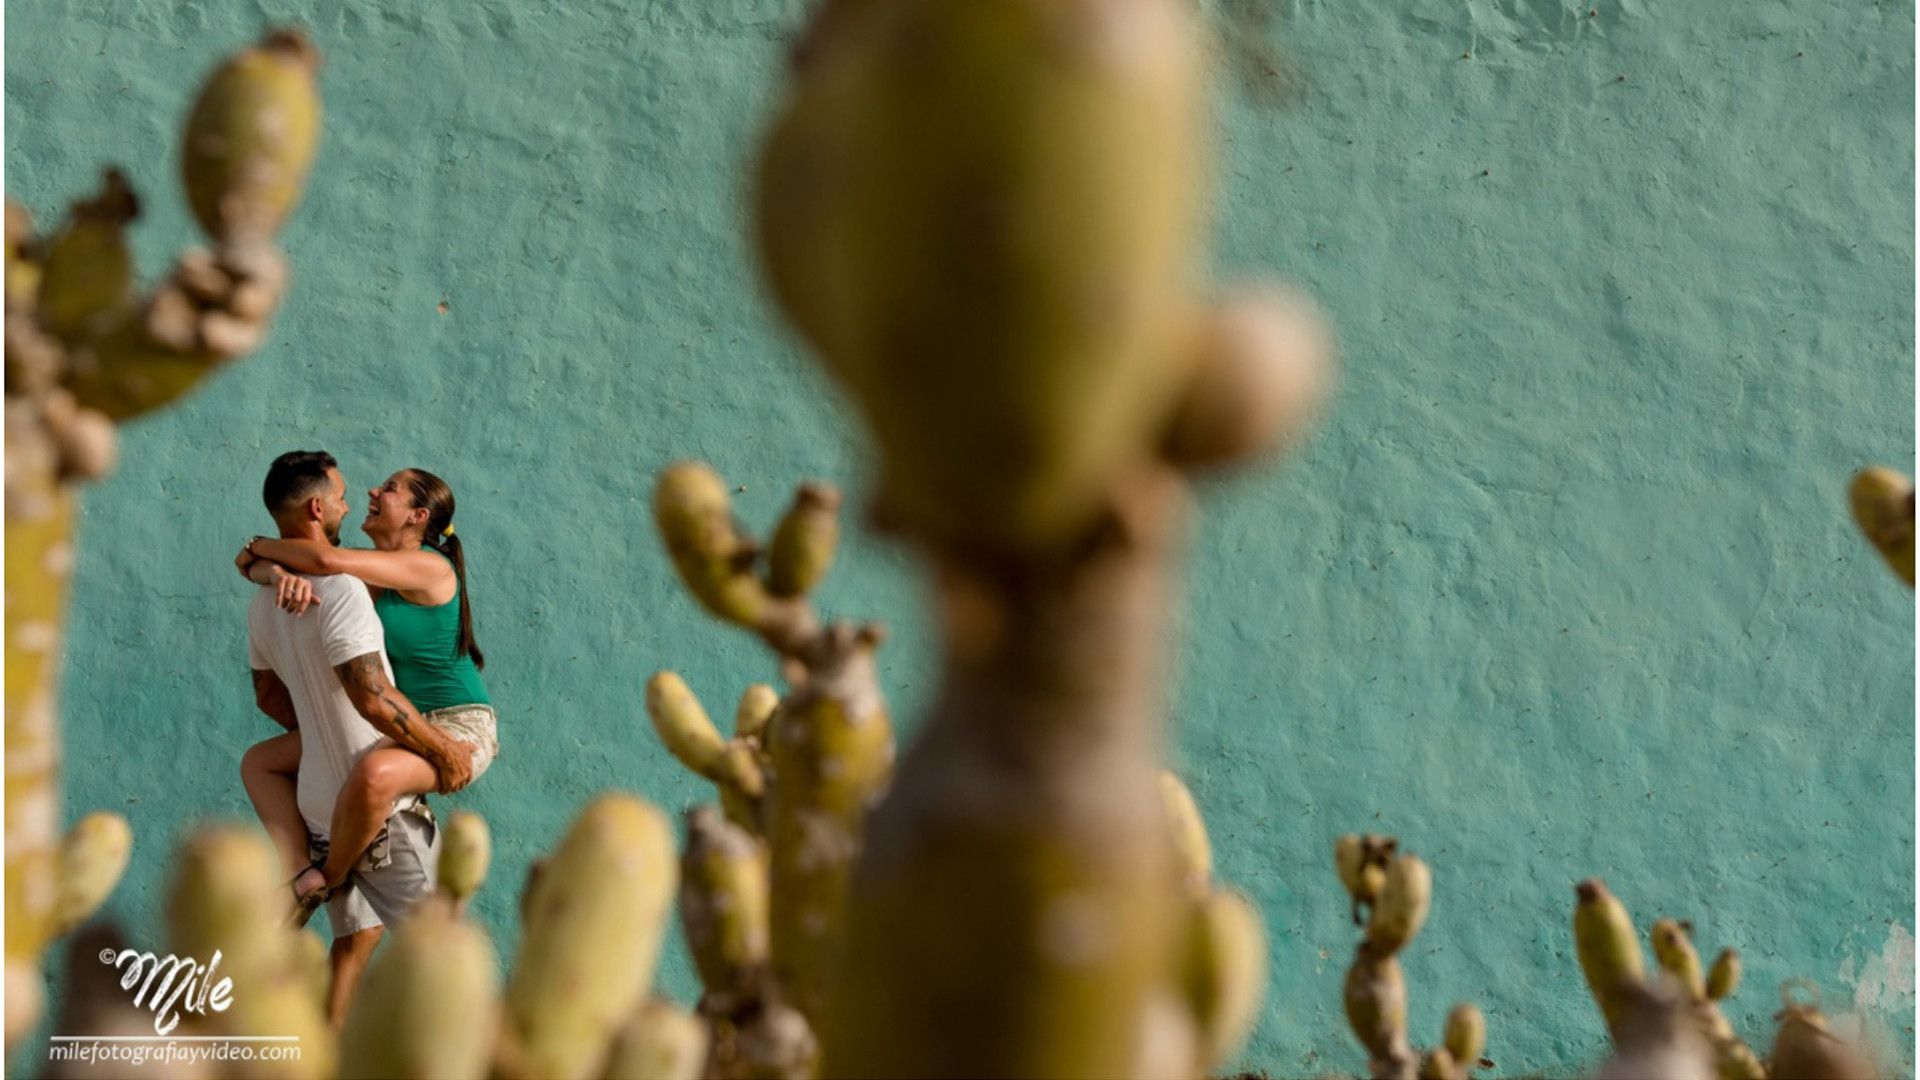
[503, 794, 678, 1080]
[51, 810, 133, 937]
[1848, 467, 1914, 588]
[4, 30, 318, 1047]
[680, 806, 772, 1010]
[1651, 920, 1765, 1080]
[750, 0, 1335, 1072]
[338, 904, 498, 1080]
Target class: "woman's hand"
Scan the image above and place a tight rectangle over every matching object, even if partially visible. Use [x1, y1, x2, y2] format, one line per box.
[269, 565, 320, 616]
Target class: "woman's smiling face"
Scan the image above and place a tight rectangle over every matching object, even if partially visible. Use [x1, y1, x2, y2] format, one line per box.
[363, 470, 424, 538]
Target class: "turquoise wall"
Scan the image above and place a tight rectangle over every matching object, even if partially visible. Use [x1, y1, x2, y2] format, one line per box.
[7, 1, 1912, 1075]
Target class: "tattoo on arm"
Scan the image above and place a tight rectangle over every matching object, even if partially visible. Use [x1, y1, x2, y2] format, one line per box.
[333, 652, 431, 751]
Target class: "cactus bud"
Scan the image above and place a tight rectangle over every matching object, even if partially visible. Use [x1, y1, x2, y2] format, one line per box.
[438, 811, 491, 907]
[734, 683, 780, 743]
[766, 483, 840, 598]
[1848, 467, 1915, 588]
[1573, 879, 1645, 1039]
[181, 29, 322, 244]
[1649, 919, 1704, 1001]
[603, 997, 709, 1080]
[36, 169, 140, 343]
[1162, 287, 1335, 469]
[1444, 1002, 1486, 1069]
[1365, 854, 1431, 955]
[1706, 948, 1740, 1001]
[653, 463, 770, 626]
[506, 795, 677, 1080]
[1185, 890, 1267, 1072]
[646, 671, 729, 777]
[1159, 770, 1211, 898]
[1334, 833, 1369, 903]
[1419, 1046, 1464, 1080]
[339, 905, 498, 1079]
[51, 810, 132, 937]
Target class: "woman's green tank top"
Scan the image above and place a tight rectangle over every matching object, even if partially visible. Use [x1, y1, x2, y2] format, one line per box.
[373, 550, 490, 712]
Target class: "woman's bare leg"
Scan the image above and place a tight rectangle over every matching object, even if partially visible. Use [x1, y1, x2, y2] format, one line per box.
[318, 746, 439, 889]
[240, 731, 310, 885]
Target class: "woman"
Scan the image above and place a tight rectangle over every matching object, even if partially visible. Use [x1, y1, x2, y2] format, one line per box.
[236, 467, 498, 925]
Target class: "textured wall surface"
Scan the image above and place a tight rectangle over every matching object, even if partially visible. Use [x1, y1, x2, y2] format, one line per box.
[6, 1, 1913, 1075]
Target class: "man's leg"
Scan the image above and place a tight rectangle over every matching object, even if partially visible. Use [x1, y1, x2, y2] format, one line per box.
[326, 926, 383, 1030]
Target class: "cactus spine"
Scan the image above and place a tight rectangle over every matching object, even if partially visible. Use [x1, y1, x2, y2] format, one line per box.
[4, 29, 318, 1046]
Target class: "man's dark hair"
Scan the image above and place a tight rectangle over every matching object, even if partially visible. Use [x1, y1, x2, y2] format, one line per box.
[262, 451, 338, 518]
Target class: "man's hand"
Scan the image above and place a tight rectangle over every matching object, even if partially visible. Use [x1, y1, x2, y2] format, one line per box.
[431, 740, 475, 795]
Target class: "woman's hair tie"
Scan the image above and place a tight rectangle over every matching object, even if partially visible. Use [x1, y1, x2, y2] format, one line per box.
[442, 523, 455, 538]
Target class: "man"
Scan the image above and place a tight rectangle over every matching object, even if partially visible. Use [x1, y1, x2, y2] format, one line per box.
[242, 450, 473, 1024]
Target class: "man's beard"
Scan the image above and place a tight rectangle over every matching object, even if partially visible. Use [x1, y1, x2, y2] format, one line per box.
[324, 520, 342, 545]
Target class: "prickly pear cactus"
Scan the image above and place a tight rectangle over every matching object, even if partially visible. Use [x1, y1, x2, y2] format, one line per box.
[748, 1, 1333, 1075]
[1332, 833, 1481, 1080]
[647, 466, 888, 1077]
[3, 28, 320, 1048]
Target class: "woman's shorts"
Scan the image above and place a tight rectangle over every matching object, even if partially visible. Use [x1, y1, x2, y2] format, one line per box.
[427, 703, 498, 783]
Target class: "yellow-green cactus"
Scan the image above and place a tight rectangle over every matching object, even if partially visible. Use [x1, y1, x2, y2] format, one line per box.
[1162, 287, 1335, 469]
[503, 794, 677, 1080]
[646, 671, 768, 835]
[1159, 770, 1212, 900]
[1573, 879, 1645, 1041]
[1443, 1003, 1485, 1072]
[1366, 854, 1431, 956]
[1769, 990, 1879, 1080]
[1848, 467, 1914, 588]
[181, 30, 322, 245]
[604, 997, 710, 1080]
[1650, 920, 1765, 1080]
[1706, 948, 1741, 1002]
[437, 810, 491, 911]
[50, 810, 132, 937]
[165, 827, 335, 1079]
[35, 170, 140, 344]
[653, 462, 780, 629]
[1185, 889, 1268, 1072]
[338, 904, 499, 1080]
[767, 483, 841, 599]
[754, 0, 1209, 553]
[764, 625, 893, 1026]
[1345, 949, 1413, 1078]
[679, 805, 771, 1009]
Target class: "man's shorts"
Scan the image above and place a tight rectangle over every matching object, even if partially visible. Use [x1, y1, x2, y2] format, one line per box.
[319, 804, 440, 937]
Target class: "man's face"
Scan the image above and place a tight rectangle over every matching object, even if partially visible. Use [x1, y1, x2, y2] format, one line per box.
[318, 468, 349, 545]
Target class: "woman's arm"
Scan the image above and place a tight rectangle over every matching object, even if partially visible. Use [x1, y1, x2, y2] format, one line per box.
[237, 545, 322, 615]
[248, 537, 451, 592]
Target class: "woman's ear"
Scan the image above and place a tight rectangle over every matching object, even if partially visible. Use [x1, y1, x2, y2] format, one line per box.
[410, 506, 430, 528]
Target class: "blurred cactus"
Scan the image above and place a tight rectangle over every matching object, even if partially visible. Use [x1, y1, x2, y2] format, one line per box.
[1334, 834, 1476, 1080]
[1848, 467, 1914, 588]
[1575, 879, 1876, 1080]
[435, 810, 492, 915]
[4, 28, 319, 1047]
[750, 1, 1332, 1074]
[1161, 772, 1267, 1076]
[1768, 983, 1880, 1080]
[338, 903, 499, 1080]
[50, 811, 133, 938]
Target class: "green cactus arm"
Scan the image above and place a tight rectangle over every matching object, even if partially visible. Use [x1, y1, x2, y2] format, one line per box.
[1574, 878, 1648, 1041]
[437, 810, 492, 910]
[339, 904, 499, 1080]
[602, 997, 710, 1080]
[766, 483, 842, 598]
[504, 795, 677, 1080]
[50, 811, 133, 938]
[1848, 467, 1914, 588]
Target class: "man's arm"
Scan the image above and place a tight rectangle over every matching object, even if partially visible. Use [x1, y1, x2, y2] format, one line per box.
[251, 669, 300, 731]
[331, 652, 473, 793]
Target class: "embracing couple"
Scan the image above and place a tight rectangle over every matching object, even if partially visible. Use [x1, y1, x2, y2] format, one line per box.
[234, 450, 500, 1025]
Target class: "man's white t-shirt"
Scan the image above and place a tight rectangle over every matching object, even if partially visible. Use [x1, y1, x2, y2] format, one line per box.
[247, 574, 396, 843]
